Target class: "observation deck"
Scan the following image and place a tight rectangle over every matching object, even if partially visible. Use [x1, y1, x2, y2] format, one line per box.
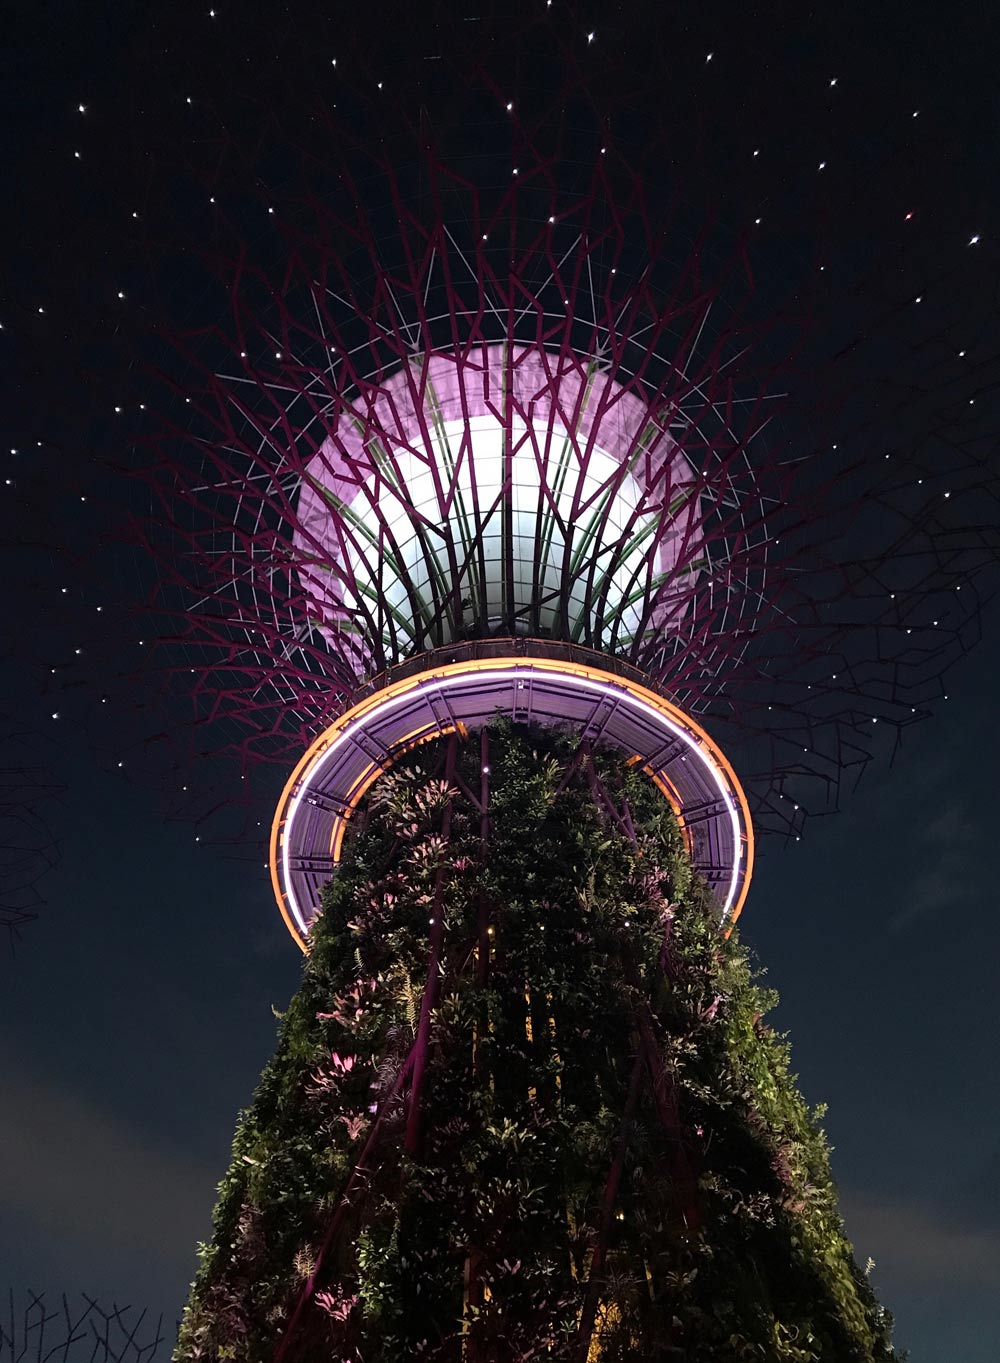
[270, 640, 753, 949]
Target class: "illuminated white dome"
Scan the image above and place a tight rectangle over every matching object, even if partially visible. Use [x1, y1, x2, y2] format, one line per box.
[351, 411, 652, 643]
[294, 344, 703, 672]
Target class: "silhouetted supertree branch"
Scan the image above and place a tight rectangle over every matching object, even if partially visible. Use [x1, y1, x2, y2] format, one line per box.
[0, 1292, 163, 1363]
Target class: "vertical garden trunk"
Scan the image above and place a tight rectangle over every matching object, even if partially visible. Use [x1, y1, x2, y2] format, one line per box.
[176, 722, 897, 1363]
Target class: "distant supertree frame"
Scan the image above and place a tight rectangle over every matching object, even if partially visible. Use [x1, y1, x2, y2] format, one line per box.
[0, 722, 61, 947]
[0, 1292, 163, 1363]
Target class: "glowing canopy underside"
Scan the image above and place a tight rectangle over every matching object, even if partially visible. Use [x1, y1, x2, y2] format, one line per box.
[293, 345, 705, 677]
[270, 648, 753, 950]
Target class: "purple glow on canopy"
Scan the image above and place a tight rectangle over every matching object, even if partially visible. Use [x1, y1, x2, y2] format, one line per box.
[294, 344, 704, 674]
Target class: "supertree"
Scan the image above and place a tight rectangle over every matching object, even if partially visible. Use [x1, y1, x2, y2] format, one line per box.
[24, 5, 1000, 1360]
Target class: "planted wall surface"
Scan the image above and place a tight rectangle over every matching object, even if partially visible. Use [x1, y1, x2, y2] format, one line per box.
[177, 722, 896, 1363]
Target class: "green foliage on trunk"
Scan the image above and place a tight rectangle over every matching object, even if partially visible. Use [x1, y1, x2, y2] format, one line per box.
[175, 721, 898, 1362]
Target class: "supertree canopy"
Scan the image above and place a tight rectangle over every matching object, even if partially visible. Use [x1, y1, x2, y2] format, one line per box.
[21, 3, 1000, 1359]
[156, 163, 788, 941]
[130, 126, 996, 943]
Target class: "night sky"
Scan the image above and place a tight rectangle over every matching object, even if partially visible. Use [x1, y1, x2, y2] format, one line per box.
[3, 2, 1000, 1360]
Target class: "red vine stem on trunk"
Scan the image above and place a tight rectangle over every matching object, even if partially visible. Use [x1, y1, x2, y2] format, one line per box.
[575, 1044, 646, 1356]
[273, 1041, 419, 1363]
[404, 732, 459, 1154]
[625, 952, 703, 1233]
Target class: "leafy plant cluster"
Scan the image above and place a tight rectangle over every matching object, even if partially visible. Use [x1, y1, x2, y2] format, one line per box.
[175, 721, 898, 1363]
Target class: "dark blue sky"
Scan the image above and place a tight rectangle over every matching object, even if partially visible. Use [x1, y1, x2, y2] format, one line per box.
[3, 2, 999, 1359]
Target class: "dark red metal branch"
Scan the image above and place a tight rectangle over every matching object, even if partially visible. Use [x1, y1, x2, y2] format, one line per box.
[575, 1045, 647, 1356]
[404, 732, 459, 1155]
